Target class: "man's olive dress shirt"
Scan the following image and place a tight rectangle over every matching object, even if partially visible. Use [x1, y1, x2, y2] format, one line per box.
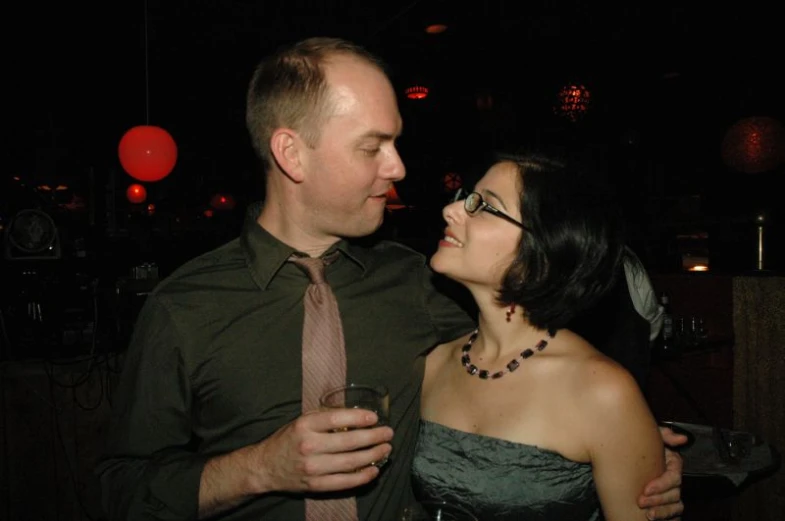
[96, 203, 475, 521]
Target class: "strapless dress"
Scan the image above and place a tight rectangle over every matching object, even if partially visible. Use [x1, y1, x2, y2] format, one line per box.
[412, 420, 600, 521]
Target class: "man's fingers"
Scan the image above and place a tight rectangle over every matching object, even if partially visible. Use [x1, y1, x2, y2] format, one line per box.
[645, 501, 684, 521]
[658, 426, 690, 448]
[281, 411, 394, 493]
[302, 446, 391, 491]
[313, 425, 393, 455]
[306, 463, 381, 492]
[639, 486, 682, 509]
[296, 418, 393, 478]
[307, 408, 382, 433]
[332, 443, 392, 473]
[642, 485, 683, 520]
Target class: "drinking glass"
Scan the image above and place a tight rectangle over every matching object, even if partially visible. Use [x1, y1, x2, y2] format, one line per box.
[320, 383, 390, 466]
[400, 500, 478, 521]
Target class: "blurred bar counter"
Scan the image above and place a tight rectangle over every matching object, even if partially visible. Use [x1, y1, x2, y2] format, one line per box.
[647, 272, 783, 521]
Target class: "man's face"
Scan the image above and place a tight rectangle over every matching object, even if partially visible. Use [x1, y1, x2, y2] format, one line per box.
[298, 56, 405, 240]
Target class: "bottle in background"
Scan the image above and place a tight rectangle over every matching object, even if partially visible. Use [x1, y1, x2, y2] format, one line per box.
[657, 291, 678, 357]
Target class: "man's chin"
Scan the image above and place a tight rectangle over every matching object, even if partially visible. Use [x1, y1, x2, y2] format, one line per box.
[330, 204, 385, 238]
[346, 215, 385, 239]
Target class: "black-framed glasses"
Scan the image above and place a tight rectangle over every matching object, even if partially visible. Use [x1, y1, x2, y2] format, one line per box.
[452, 188, 528, 230]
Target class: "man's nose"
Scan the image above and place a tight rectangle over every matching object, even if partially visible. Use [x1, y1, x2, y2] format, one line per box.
[382, 148, 406, 181]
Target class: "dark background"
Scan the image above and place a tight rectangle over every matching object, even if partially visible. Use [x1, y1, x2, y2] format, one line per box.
[4, 0, 784, 276]
[1, 3, 783, 520]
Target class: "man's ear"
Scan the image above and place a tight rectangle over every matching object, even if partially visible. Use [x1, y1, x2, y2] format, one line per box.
[270, 128, 305, 183]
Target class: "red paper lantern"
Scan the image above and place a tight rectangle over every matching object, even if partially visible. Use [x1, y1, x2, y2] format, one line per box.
[118, 125, 178, 182]
[126, 183, 147, 204]
[721, 116, 785, 174]
[554, 83, 591, 122]
[443, 172, 463, 191]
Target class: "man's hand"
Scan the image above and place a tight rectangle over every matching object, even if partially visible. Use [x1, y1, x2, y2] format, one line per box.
[250, 408, 394, 494]
[638, 426, 689, 520]
[199, 409, 393, 518]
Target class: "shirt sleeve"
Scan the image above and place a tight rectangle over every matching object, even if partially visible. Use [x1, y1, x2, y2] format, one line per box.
[418, 262, 476, 342]
[95, 294, 208, 521]
[624, 257, 664, 343]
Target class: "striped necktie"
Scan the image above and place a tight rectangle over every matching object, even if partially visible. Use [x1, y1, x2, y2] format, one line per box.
[289, 252, 358, 521]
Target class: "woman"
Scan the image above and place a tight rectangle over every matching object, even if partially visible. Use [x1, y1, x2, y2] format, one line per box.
[413, 152, 665, 521]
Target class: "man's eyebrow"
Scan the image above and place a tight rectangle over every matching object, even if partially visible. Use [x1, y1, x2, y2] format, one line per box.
[358, 130, 399, 142]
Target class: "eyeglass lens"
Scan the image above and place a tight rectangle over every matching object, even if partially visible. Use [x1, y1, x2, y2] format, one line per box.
[465, 192, 481, 213]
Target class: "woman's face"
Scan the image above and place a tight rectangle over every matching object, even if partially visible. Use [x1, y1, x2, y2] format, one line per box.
[430, 161, 524, 289]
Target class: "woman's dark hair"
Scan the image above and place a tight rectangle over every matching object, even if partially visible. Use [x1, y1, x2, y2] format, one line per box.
[495, 150, 626, 330]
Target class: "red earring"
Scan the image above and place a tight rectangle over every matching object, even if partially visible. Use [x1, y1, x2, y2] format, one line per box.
[506, 303, 516, 322]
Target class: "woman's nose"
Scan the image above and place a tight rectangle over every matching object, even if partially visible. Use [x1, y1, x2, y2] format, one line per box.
[442, 199, 465, 223]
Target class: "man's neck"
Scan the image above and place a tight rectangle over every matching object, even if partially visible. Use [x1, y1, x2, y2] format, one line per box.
[256, 210, 339, 258]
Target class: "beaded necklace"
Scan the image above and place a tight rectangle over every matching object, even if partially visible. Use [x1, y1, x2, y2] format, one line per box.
[460, 327, 557, 380]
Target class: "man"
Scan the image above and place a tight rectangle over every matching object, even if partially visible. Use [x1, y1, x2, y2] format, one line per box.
[96, 37, 685, 521]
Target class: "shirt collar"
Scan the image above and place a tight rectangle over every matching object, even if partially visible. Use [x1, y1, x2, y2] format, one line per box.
[240, 201, 371, 289]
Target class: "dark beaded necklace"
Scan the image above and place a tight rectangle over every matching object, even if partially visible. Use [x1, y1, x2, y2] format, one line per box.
[461, 327, 557, 380]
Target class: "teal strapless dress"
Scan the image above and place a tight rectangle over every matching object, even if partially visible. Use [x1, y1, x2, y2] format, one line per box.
[412, 420, 600, 521]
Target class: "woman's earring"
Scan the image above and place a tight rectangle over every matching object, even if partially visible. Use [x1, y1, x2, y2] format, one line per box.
[505, 303, 516, 322]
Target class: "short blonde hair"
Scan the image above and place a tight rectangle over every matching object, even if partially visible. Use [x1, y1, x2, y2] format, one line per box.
[245, 37, 388, 172]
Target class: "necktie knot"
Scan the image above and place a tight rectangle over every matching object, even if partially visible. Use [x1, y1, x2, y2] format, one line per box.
[288, 251, 340, 284]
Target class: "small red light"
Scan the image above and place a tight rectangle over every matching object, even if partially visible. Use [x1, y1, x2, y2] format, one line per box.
[210, 193, 236, 210]
[126, 183, 147, 204]
[405, 86, 429, 100]
[425, 24, 447, 34]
